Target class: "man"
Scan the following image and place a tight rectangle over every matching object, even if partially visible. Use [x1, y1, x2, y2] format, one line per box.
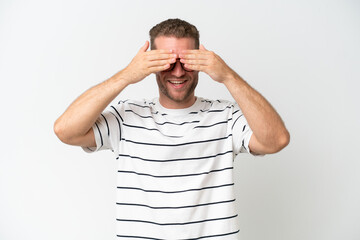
[54, 18, 289, 239]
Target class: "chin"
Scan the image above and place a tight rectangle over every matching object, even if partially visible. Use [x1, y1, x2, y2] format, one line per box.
[156, 73, 198, 105]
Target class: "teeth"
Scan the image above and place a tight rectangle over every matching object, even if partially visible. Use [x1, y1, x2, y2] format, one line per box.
[169, 80, 185, 84]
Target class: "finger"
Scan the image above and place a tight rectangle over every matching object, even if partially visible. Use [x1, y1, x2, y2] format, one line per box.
[146, 53, 177, 61]
[180, 58, 208, 65]
[147, 58, 176, 67]
[183, 63, 205, 72]
[149, 63, 172, 73]
[180, 52, 208, 60]
[180, 49, 207, 54]
[138, 41, 149, 53]
[180, 49, 200, 55]
[179, 49, 210, 59]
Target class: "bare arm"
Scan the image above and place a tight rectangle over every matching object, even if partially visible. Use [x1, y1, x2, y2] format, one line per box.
[54, 74, 129, 147]
[222, 73, 290, 154]
[180, 45, 290, 155]
[54, 41, 176, 148]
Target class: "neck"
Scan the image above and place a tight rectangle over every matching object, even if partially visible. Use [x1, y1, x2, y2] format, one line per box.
[158, 96, 197, 109]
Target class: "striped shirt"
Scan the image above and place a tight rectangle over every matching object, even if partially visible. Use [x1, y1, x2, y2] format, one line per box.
[83, 97, 253, 239]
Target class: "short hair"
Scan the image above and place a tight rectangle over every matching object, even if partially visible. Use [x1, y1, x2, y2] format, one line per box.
[149, 18, 200, 49]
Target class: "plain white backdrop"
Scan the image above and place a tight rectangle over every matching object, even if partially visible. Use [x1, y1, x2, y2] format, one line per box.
[1, 0, 359, 239]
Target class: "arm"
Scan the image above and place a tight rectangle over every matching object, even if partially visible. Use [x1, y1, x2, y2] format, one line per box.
[222, 73, 290, 154]
[54, 41, 176, 148]
[180, 45, 290, 155]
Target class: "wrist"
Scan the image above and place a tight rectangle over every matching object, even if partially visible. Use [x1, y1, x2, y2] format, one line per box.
[223, 71, 250, 97]
[223, 69, 241, 86]
[110, 69, 133, 86]
[105, 71, 131, 95]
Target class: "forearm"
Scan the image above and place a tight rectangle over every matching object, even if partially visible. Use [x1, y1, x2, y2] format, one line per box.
[54, 41, 175, 146]
[54, 70, 129, 143]
[223, 71, 289, 151]
[179, 45, 289, 152]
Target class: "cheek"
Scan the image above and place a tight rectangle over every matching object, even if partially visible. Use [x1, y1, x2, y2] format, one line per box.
[156, 72, 168, 80]
[189, 72, 199, 80]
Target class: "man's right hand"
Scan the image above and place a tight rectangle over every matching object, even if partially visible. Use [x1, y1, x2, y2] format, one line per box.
[121, 41, 177, 84]
[54, 41, 177, 148]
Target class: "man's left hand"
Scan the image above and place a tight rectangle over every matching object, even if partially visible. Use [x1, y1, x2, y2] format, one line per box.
[179, 45, 234, 83]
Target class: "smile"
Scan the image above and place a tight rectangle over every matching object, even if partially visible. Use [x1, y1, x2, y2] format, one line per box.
[167, 79, 188, 89]
[169, 80, 186, 84]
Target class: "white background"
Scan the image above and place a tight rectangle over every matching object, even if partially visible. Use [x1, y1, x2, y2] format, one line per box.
[1, 0, 359, 239]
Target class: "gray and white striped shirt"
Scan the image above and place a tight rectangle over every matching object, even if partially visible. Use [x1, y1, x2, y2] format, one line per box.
[84, 97, 253, 239]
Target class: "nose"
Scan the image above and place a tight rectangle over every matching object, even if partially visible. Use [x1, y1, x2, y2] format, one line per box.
[171, 60, 186, 77]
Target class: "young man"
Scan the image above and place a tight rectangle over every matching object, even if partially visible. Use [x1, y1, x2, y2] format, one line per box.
[54, 19, 289, 239]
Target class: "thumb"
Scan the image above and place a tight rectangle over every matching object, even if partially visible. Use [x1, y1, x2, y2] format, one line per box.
[200, 44, 207, 51]
[138, 40, 149, 53]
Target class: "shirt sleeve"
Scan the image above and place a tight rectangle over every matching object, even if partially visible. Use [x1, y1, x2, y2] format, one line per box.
[82, 105, 123, 157]
[231, 102, 254, 155]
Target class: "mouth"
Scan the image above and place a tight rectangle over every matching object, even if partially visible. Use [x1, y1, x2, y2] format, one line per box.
[168, 79, 188, 89]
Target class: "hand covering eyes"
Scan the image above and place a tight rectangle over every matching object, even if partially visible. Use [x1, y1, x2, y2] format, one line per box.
[163, 58, 193, 72]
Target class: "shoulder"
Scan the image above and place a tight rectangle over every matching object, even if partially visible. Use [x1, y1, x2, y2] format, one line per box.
[114, 99, 155, 110]
[198, 97, 236, 111]
[105, 99, 155, 120]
